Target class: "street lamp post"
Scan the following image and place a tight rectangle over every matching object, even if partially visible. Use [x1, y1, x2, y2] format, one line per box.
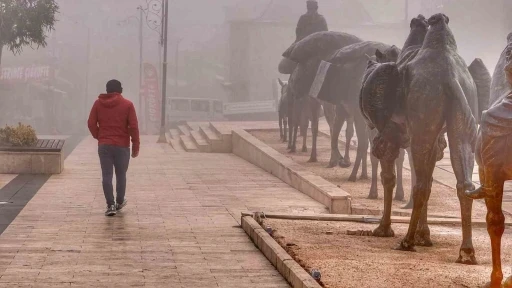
[174, 38, 183, 99]
[157, 0, 169, 143]
[137, 6, 144, 130]
[85, 27, 90, 121]
[118, 10, 145, 132]
[138, 0, 167, 141]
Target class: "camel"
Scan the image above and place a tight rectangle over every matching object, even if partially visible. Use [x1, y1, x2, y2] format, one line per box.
[465, 35, 512, 288]
[397, 14, 478, 263]
[364, 15, 429, 202]
[287, 62, 336, 159]
[361, 13, 491, 265]
[323, 41, 401, 184]
[284, 31, 362, 161]
[287, 40, 400, 168]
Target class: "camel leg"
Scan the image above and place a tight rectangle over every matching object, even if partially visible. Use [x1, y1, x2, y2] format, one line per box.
[415, 188, 433, 247]
[341, 115, 354, 167]
[323, 102, 335, 135]
[486, 187, 505, 288]
[369, 153, 379, 199]
[301, 116, 309, 153]
[301, 121, 308, 152]
[289, 98, 302, 153]
[395, 149, 406, 201]
[308, 100, 320, 163]
[348, 115, 369, 182]
[283, 116, 288, 143]
[299, 100, 308, 137]
[402, 147, 416, 209]
[368, 129, 379, 199]
[360, 131, 369, 180]
[372, 152, 398, 237]
[327, 105, 344, 168]
[397, 133, 440, 252]
[279, 114, 283, 141]
[290, 120, 298, 153]
[287, 97, 294, 150]
[446, 114, 477, 265]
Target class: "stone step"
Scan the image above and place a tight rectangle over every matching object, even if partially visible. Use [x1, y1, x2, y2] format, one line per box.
[169, 129, 180, 139]
[186, 122, 201, 132]
[199, 124, 220, 143]
[209, 122, 233, 153]
[178, 125, 191, 136]
[190, 130, 210, 153]
[165, 132, 172, 143]
[179, 135, 198, 152]
[169, 138, 185, 152]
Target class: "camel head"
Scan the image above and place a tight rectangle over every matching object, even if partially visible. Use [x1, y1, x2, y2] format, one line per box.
[410, 14, 428, 30]
[375, 45, 401, 63]
[278, 78, 289, 98]
[427, 13, 450, 26]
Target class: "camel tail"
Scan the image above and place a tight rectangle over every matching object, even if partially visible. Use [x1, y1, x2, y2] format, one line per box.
[445, 79, 478, 150]
[468, 58, 492, 124]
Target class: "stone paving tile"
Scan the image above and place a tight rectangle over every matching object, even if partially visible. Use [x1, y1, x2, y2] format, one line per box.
[0, 136, 327, 287]
[0, 175, 16, 191]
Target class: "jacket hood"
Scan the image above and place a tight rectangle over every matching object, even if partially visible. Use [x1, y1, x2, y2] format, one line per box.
[98, 93, 123, 108]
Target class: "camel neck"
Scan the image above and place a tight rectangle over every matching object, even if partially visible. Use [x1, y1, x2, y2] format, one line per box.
[402, 28, 427, 50]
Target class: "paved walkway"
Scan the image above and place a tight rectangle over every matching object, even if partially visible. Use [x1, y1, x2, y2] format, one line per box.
[0, 136, 327, 287]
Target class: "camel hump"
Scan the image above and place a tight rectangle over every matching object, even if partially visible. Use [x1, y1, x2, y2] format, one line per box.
[360, 62, 400, 134]
[282, 31, 362, 63]
[468, 58, 492, 123]
[278, 58, 298, 75]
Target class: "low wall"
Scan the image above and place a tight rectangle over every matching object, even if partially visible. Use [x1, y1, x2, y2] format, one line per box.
[232, 129, 351, 214]
[0, 151, 63, 174]
[242, 216, 322, 288]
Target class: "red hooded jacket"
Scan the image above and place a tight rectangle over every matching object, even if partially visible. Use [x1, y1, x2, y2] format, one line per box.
[88, 93, 140, 154]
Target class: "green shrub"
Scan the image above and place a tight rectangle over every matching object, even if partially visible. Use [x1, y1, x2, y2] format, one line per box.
[0, 123, 38, 147]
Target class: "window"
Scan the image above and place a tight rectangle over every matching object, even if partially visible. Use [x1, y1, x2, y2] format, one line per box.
[191, 100, 210, 112]
[170, 99, 190, 111]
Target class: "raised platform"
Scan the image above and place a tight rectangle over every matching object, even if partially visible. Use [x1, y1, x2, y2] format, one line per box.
[0, 139, 65, 174]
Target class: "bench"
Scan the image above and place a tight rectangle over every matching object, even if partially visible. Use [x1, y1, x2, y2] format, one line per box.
[0, 139, 65, 174]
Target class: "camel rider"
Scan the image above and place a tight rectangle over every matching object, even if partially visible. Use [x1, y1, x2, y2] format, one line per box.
[295, 0, 328, 42]
[466, 48, 512, 200]
[278, 1, 328, 76]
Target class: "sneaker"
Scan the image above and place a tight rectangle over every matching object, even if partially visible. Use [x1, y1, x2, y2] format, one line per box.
[116, 199, 128, 211]
[105, 205, 117, 217]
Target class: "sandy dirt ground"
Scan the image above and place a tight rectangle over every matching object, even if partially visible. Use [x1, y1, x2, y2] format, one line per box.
[265, 218, 512, 288]
[250, 129, 489, 220]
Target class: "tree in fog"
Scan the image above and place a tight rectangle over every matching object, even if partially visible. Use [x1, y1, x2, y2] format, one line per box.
[0, 0, 59, 66]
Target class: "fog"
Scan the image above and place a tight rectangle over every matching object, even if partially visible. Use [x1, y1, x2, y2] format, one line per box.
[0, 0, 510, 135]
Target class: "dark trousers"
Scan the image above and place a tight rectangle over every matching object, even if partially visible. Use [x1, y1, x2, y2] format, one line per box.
[98, 144, 130, 206]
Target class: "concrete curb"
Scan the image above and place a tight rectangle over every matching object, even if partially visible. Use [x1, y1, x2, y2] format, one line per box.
[232, 129, 351, 214]
[241, 215, 322, 288]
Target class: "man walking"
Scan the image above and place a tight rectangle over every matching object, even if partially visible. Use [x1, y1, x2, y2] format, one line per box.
[88, 80, 140, 216]
[295, 0, 328, 42]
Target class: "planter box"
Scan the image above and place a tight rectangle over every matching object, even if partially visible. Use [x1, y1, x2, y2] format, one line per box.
[0, 139, 65, 174]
